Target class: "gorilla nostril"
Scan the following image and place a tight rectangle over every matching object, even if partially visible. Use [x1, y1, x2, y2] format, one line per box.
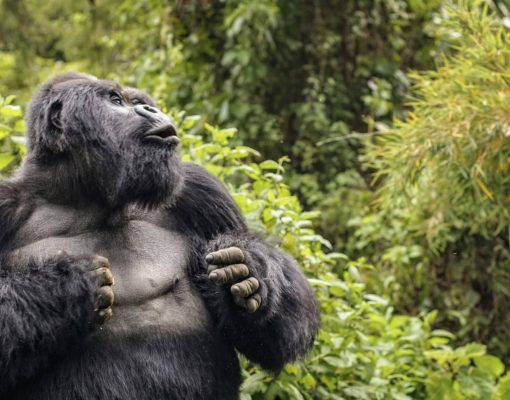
[134, 104, 163, 120]
[143, 105, 157, 114]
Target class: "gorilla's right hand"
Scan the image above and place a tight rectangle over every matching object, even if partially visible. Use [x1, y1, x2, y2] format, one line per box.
[86, 255, 115, 324]
[57, 252, 115, 324]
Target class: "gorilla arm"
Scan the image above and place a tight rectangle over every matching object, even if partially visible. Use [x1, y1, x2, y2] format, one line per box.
[177, 164, 320, 373]
[204, 236, 320, 372]
[0, 183, 113, 392]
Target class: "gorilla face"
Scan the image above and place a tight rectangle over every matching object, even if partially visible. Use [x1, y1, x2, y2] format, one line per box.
[24, 73, 183, 208]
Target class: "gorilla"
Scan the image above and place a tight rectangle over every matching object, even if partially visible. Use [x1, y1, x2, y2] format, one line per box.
[0, 73, 319, 400]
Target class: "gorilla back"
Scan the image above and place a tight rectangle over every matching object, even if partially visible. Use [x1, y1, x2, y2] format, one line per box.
[0, 73, 320, 400]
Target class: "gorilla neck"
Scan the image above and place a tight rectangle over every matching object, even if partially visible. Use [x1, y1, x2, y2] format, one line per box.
[19, 152, 184, 211]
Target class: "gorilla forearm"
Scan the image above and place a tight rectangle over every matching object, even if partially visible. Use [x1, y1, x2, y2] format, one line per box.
[0, 255, 97, 391]
[198, 234, 320, 372]
[0, 182, 33, 249]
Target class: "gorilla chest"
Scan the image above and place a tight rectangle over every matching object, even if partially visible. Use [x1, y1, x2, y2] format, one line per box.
[8, 209, 209, 333]
[10, 220, 190, 301]
[93, 221, 191, 305]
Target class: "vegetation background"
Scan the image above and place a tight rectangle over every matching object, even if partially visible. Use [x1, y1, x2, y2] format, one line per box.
[2, 0, 510, 398]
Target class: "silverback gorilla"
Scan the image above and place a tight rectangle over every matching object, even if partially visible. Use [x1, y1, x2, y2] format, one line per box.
[0, 73, 319, 400]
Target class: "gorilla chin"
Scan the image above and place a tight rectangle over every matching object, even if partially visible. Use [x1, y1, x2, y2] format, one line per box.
[118, 138, 184, 209]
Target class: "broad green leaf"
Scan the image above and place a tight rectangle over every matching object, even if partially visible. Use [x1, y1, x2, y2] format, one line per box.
[0, 105, 22, 117]
[0, 154, 16, 171]
[475, 355, 505, 378]
[300, 374, 316, 390]
[496, 373, 510, 399]
[259, 160, 280, 170]
[14, 120, 26, 133]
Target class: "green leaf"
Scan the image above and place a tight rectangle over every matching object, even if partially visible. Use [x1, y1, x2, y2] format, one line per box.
[457, 343, 486, 359]
[323, 355, 354, 368]
[300, 374, 316, 390]
[364, 294, 389, 305]
[343, 386, 371, 400]
[496, 373, 510, 399]
[0, 105, 22, 118]
[475, 355, 505, 378]
[259, 160, 280, 170]
[240, 371, 268, 394]
[286, 384, 305, 400]
[14, 120, 26, 133]
[426, 373, 461, 400]
[181, 115, 201, 130]
[0, 154, 16, 171]
[0, 123, 11, 139]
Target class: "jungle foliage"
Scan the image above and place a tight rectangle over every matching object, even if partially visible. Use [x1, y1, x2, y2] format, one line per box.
[2, 0, 510, 398]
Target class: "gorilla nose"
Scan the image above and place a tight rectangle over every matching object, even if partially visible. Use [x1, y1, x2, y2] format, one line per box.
[134, 104, 169, 123]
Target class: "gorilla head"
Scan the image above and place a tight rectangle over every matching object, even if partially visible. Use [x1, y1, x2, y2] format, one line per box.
[23, 72, 183, 208]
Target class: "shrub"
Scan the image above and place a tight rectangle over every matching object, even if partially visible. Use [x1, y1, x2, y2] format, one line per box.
[362, 0, 510, 361]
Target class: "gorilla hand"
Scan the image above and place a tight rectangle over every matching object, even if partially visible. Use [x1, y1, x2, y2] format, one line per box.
[57, 252, 115, 324]
[87, 255, 115, 324]
[206, 247, 262, 313]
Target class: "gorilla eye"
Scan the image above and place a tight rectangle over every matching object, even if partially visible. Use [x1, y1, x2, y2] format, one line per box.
[109, 93, 123, 106]
[131, 98, 142, 105]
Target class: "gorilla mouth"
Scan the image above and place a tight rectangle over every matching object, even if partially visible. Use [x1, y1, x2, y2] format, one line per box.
[144, 124, 179, 145]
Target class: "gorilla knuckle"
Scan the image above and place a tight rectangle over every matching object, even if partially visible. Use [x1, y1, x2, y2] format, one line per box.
[98, 307, 113, 324]
[231, 277, 259, 298]
[232, 263, 249, 277]
[96, 286, 115, 309]
[246, 294, 262, 313]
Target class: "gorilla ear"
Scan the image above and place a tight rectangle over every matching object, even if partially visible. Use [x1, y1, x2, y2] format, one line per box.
[48, 100, 63, 133]
[44, 100, 69, 154]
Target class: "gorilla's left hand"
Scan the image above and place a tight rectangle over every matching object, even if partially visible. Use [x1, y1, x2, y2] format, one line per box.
[206, 247, 262, 313]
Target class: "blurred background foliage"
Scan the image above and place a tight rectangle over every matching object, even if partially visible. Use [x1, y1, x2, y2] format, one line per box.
[3, 0, 510, 398]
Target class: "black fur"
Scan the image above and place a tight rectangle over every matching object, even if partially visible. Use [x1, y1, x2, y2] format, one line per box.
[0, 73, 319, 400]
[0, 254, 96, 391]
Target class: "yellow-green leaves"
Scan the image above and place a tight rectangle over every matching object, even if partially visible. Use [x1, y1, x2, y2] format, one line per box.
[0, 95, 26, 174]
[425, 344, 509, 400]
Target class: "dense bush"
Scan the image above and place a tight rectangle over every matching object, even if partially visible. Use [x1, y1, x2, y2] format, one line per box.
[361, 1, 510, 362]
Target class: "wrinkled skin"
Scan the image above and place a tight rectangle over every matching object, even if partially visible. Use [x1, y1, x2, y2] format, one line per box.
[0, 73, 320, 400]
